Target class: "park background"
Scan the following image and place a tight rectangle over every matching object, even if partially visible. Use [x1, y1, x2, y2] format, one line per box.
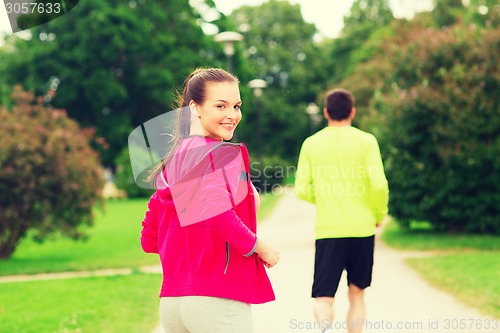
[0, 0, 498, 332]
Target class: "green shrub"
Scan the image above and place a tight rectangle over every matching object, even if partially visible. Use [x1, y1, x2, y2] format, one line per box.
[0, 86, 104, 258]
[376, 26, 500, 233]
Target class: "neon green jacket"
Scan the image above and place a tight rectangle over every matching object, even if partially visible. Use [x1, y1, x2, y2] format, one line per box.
[295, 126, 389, 239]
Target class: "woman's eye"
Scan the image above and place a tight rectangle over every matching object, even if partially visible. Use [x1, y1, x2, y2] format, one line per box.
[217, 105, 225, 109]
[234, 105, 241, 110]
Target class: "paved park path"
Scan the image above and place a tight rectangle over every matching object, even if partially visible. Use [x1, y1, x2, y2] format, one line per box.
[250, 187, 497, 333]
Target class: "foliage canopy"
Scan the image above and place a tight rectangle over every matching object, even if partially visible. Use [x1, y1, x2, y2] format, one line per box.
[374, 25, 500, 233]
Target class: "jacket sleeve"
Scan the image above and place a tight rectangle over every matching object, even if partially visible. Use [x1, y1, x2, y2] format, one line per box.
[366, 136, 389, 222]
[198, 169, 257, 257]
[295, 140, 315, 204]
[141, 191, 159, 254]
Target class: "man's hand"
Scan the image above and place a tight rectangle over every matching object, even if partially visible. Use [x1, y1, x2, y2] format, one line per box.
[376, 215, 391, 228]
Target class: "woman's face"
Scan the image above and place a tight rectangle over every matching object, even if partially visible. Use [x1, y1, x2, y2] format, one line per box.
[192, 82, 242, 141]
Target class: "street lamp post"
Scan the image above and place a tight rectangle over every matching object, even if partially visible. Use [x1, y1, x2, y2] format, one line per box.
[214, 31, 243, 73]
[248, 79, 267, 192]
[305, 102, 321, 134]
[248, 79, 267, 98]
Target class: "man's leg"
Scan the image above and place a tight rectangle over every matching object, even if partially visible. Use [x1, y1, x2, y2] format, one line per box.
[345, 236, 374, 333]
[312, 238, 347, 332]
[314, 297, 334, 332]
[347, 284, 365, 333]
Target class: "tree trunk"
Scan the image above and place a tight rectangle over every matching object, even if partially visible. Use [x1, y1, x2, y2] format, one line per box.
[0, 220, 27, 259]
[0, 242, 18, 259]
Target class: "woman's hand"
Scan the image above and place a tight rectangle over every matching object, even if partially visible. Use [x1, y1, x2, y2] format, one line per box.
[255, 238, 279, 268]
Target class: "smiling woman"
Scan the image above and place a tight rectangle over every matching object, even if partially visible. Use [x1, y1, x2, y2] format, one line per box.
[140, 67, 280, 333]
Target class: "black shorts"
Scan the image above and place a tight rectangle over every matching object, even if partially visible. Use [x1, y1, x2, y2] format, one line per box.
[312, 236, 375, 298]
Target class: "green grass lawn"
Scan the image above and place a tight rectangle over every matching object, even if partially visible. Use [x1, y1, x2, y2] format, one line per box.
[383, 220, 500, 319]
[0, 273, 162, 333]
[407, 253, 500, 319]
[0, 193, 282, 333]
[0, 199, 159, 276]
[382, 220, 500, 251]
[0, 194, 281, 276]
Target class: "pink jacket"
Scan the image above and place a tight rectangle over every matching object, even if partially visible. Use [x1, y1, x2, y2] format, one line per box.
[141, 136, 275, 304]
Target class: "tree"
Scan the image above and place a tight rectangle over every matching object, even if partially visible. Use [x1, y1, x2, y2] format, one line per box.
[0, 0, 220, 166]
[343, 0, 393, 31]
[432, 0, 465, 27]
[336, 17, 430, 131]
[0, 86, 104, 259]
[462, 0, 500, 29]
[374, 25, 500, 233]
[229, 0, 329, 163]
[325, 0, 394, 85]
[431, 0, 500, 29]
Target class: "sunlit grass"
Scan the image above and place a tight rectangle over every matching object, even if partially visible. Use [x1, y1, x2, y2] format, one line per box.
[0, 273, 161, 333]
[407, 253, 500, 319]
[0, 193, 282, 276]
[0, 199, 159, 276]
[382, 219, 500, 319]
[0, 193, 283, 332]
[382, 219, 500, 251]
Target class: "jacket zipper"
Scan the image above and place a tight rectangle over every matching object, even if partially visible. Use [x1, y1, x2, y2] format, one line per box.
[224, 242, 230, 274]
[207, 142, 244, 275]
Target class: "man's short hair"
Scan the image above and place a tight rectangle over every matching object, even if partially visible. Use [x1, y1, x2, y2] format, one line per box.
[325, 88, 355, 121]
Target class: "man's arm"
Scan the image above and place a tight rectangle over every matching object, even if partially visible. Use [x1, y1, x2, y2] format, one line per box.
[295, 140, 315, 204]
[366, 136, 389, 222]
